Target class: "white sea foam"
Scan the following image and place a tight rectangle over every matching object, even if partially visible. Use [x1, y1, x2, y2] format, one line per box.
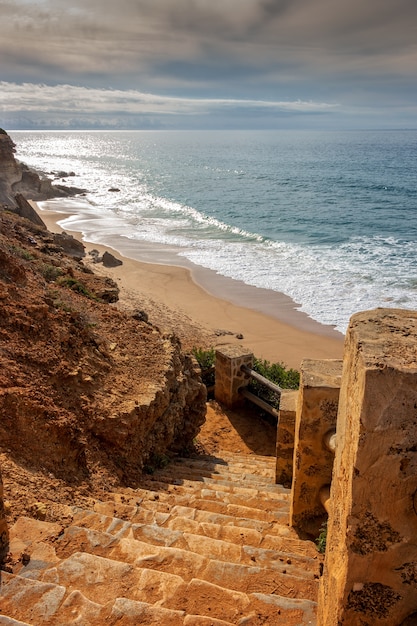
[50, 196, 417, 333]
[13, 129, 417, 334]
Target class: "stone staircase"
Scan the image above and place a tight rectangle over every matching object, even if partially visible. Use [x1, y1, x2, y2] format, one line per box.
[0, 452, 322, 625]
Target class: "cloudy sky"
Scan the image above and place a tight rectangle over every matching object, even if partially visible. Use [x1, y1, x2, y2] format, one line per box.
[1, 0, 417, 130]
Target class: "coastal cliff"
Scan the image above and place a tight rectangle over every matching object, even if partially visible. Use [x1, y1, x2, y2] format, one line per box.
[0, 129, 84, 207]
[0, 130, 206, 524]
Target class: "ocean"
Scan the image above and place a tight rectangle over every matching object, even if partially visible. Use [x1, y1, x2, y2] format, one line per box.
[10, 129, 417, 334]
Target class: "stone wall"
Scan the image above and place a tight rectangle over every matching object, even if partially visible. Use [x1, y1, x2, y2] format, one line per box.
[275, 389, 298, 487]
[318, 309, 417, 625]
[290, 359, 342, 538]
[214, 345, 253, 407]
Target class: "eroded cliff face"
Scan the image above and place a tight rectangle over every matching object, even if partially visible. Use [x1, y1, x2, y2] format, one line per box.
[0, 208, 206, 518]
[0, 132, 22, 205]
[0, 129, 84, 207]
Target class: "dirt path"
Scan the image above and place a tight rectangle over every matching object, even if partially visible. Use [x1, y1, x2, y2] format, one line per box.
[197, 400, 276, 458]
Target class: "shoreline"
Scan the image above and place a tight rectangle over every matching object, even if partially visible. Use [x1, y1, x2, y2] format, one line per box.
[34, 199, 344, 369]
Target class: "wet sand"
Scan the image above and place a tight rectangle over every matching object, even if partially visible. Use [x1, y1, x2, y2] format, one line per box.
[34, 201, 344, 370]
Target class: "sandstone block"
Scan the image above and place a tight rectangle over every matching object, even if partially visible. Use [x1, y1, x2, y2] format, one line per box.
[214, 345, 253, 407]
[275, 389, 298, 487]
[290, 359, 342, 538]
[318, 309, 417, 625]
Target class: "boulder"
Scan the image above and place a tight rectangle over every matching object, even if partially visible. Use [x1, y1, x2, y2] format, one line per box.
[52, 232, 85, 259]
[14, 194, 47, 229]
[88, 249, 103, 263]
[93, 277, 120, 303]
[102, 251, 123, 268]
[132, 309, 149, 323]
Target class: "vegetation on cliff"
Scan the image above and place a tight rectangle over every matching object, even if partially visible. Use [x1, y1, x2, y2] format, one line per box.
[0, 205, 206, 524]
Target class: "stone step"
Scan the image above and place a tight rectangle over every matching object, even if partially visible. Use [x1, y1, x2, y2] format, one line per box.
[0, 617, 34, 626]
[181, 498, 290, 527]
[148, 484, 289, 513]
[174, 453, 276, 470]
[82, 497, 302, 547]
[101, 479, 291, 514]
[0, 575, 189, 625]
[2, 550, 318, 625]
[137, 474, 288, 500]
[147, 470, 284, 494]
[0, 572, 67, 623]
[166, 459, 276, 482]
[51, 523, 320, 600]
[167, 577, 318, 625]
[9, 516, 320, 592]
[91, 495, 289, 527]
[76, 503, 275, 541]
[200, 451, 277, 467]
[68, 508, 302, 567]
[43, 551, 187, 605]
[57, 518, 321, 580]
[88, 596, 186, 626]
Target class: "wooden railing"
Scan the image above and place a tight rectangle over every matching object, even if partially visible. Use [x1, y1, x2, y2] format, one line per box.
[239, 364, 282, 419]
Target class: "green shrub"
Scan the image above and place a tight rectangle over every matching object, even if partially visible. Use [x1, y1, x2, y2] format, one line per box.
[57, 276, 97, 299]
[316, 521, 328, 554]
[10, 245, 35, 261]
[248, 358, 299, 410]
[192, 347, 215, 370]
[252, 358, 300, 390]
[192, 347, 216, 388]
[41, 264, 63, 282]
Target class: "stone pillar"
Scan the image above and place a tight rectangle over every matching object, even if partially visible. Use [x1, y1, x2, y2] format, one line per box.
[275, 389, 298, 487]
[290, 359, 342, 538]
[318, 309, 417, 626]
[0, 467, 9, 560]
[214, 345, 253, 408]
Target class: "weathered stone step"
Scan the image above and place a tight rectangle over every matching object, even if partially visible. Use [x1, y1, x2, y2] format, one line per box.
[103, 478, 291, 514]
[0, 572, 67, 623]
[147, 468, 284, 493]
[132, 486, 289, 523]
[76, 502, 277, 541]
[69, 506, 297, 559]
[183, 618, 234, 626]
[166, 577, 318, 625]
[125, 524, 320, 580]
[180, 497, 289, 526]
[172, 455, 276, 479]
[200, 451, 277, 467]
[124, 535, 317, 584]
[0, 574, 190, 625]
[0, 617, 34, 626]
[60, 516, 321, 579]
[86, 491, 291, 530]
[42, 551, 187, 605]
[85, 498, 299, 546]
[48, 523, 320, 603]
[2, 551, 317, 625]
[10, 513, 319, 588]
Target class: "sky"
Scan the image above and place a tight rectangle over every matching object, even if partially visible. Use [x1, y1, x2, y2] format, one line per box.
[1, 0, 417, 130]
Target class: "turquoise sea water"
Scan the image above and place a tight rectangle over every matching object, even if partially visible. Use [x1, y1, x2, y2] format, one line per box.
[10, 129, 417, 333]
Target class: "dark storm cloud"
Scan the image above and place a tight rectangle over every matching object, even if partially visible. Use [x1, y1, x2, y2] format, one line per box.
[3, 0, 417, 80]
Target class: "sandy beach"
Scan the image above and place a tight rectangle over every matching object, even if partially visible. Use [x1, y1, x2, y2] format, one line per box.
[35, 202, 344, 370]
